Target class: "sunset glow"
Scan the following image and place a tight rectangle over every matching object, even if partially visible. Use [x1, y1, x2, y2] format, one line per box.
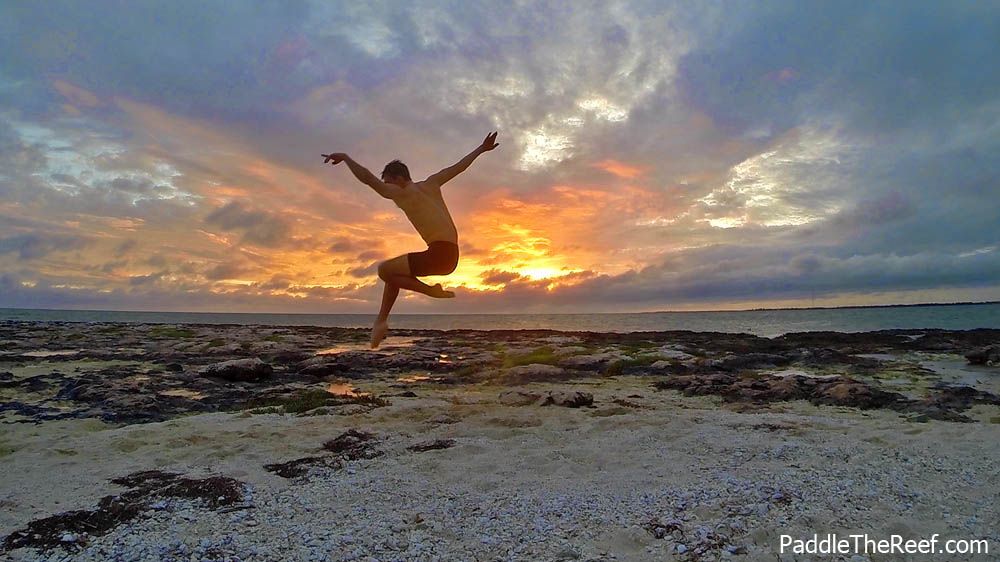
[1, 2, 998, 313]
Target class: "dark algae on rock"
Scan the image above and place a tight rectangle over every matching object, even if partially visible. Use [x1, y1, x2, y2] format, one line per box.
[2, 471, 245, 553]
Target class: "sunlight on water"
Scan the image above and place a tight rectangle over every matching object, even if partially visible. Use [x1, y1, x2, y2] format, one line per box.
[326, 382, 369, 397]
[920, 359, 1000, 394]
[395, 374, 431, 383]
[315, 336, 421, 355]
[397, 374, 431, 383]
[315, 344, 361, 355]
[159, 389, 205, 400]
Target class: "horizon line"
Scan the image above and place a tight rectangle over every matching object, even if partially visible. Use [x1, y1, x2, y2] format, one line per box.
[1, 299, 998, 317]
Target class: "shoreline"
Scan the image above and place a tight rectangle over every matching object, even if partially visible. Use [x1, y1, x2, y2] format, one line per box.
[4, 303, 1000, 338]
[3, 299, 999, 316]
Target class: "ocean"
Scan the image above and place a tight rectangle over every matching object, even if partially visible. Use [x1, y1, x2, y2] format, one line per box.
[1, 303, 998, 338]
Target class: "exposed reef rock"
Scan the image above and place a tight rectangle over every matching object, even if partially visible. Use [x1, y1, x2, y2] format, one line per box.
[2, 321, 999, 425]
[198, 358, 273, 382]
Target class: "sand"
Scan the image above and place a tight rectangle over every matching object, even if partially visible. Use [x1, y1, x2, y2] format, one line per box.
[3, 375, 998, 561]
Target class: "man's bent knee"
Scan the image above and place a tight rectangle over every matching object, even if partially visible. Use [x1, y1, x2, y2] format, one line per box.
[378, 256, 411, 281]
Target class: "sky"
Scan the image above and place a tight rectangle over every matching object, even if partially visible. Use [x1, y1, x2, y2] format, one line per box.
[1, 0, 998, 314]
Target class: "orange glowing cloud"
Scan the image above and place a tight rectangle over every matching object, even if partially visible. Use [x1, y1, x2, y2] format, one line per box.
[592, 159, 647, 179]
[4, 94, 687, 310]
[447, 183, 669, 292]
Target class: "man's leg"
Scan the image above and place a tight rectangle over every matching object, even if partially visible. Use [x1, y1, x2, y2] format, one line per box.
[371, 280, 397, 349]
[378, 255, 454, 298]
[383, 274, 454, 298]
[371, 255, 455, 349]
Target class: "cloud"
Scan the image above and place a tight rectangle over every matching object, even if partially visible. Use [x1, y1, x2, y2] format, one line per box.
[0, 0, 313, 120]
[480, 269, 521, 285]
[129, 272, 164, 286]
[347, 262, 380, 279]
[592, 159, 647, 179]
[0, 233, 89, 260]
[203, 201, 292, 247]
[355, 250, 384, 262]
[203, 261, 258, 281]
[831, 190, 915, 229]
[675, 1, 1000, 135]
[0, 1, 997, 313]
[115, 239, 137, 256]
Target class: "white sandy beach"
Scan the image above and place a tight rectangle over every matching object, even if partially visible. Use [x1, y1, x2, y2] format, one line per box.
[3, 372, 998, 561]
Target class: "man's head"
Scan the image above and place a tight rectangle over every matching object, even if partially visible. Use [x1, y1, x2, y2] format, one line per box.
[381, 160, 411, 186]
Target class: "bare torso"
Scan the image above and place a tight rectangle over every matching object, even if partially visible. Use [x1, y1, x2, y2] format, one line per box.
[391, 180, 458, 245]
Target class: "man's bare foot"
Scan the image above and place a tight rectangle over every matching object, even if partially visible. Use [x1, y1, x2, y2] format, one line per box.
[371, 320, 388, 349]
[427, 283, 455, 298]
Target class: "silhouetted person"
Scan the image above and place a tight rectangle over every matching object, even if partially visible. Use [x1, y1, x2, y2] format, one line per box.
[323, 131, 499, 348]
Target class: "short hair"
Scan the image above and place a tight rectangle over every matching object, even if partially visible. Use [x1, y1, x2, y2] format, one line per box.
[381, 160, 411, 181]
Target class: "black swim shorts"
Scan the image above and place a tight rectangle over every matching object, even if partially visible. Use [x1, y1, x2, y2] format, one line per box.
[407, 241, 459, 277]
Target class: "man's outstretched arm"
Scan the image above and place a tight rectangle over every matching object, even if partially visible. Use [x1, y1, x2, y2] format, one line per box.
[322, 153, 400, 199]
[427, 131, 499, 187]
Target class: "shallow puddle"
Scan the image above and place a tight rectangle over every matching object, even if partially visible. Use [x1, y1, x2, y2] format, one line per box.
[853, 353, 897, 361]
[314, 336, 422, 355]
[919, 358, 1000, 394]
[396, 374, 449, 384]
[159, 389, 205, 400]
[764, 369, 840, 380]
[6, 360, 152, 379]
[21, 350, 80, 358]
[326, 382, 370, 397]
[315, 344, 363, 355]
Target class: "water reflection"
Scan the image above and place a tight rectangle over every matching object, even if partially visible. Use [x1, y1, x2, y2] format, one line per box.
[919, 358, 1000, 394]
[159, 388, 205, 400]
[327, 382, 370, 397]
[395, 374, 447, 384]
[397, 374, 432, 383]
[315, 336, 421, 355]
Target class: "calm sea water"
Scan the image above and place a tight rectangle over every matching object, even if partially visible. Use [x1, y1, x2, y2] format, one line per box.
[1, 304, 997, 338]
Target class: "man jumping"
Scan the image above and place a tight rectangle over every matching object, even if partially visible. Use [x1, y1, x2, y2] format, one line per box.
[323, 131, 500, 348]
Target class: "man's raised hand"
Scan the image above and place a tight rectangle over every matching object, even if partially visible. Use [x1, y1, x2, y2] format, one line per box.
[479, 131, 499, 152]
[322, 152, 347, 165]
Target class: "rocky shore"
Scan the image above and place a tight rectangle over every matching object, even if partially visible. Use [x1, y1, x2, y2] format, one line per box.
[1, 321, 998, 561]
